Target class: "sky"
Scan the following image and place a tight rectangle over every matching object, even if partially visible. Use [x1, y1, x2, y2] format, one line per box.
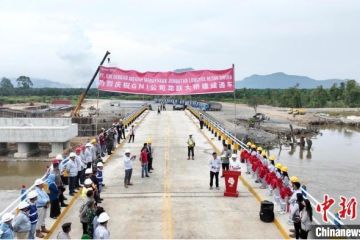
[0, 0, 359, 87]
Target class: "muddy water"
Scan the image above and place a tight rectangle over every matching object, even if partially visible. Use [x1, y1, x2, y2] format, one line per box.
[0, 161, 49, 190]
[271, 126, 360, 223]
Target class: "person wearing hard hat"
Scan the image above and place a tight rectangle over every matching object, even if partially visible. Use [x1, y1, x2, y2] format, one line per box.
[51, 159, 68, 207]
[187, 134, 195, 160]
[85, 168, 102, 203]
[57, 154, 69, 186]
[76, 147, 87, 185]
[12, 201, 31, 239]
[275, 162, 283, 178]
[0, 213, 14, 239]
[81, 178, 94, 200]
[147, 139, 154, 172]
[85, 143, 94, 168]
[66, 152, 78, 196]
[47, 173, 61, 219]
[229, 154, 241, 171]
[34, 178, 50, 235]
[56, 222, 71, 239]
[267, 155, 276, 173]
[256, 146, 263, 158]
[98, 128, 106, 157]
[124, 149, 136, 188]
[96, 162, 104, 193]
[220, 144, 231, 178]
[94, 212, 110, 239]
[27, 190, 39, 239]
[92, 207, 105, 235]
[281, 166, 290, 188]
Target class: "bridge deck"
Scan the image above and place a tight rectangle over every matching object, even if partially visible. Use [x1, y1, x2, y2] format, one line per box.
[49, 110, 283, 239]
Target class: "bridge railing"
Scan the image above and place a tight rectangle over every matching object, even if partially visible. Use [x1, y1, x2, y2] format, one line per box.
[187, 106, 343, 227]
[0, 105, 148, 221]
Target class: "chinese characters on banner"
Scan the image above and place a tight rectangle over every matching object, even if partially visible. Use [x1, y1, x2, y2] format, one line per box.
[98, 66, 234, 95]
[316, 194, 357, 223]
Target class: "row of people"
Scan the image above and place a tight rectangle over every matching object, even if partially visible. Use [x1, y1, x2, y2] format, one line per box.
[241, 142, 313, 239]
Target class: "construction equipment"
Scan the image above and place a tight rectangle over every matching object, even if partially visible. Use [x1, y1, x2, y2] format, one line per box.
[71, 51, 111, 117]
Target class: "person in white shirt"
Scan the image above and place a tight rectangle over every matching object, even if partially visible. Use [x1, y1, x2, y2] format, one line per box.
[209, 152, 221, 190]
[128, 125, 135, 143]
[94, 212, 110, 239]
[229, 154, 241, 171]
[124, 149, 136, 188]
[84, 143, 93, 168]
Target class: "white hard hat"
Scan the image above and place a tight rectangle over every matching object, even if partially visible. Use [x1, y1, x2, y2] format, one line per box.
[85, 168, 93, 174]
[85, 143, 92, 147]
[18, 201, 30, 210]
[84, 178, 93, 185]
[69, 152, 76, 158]
[56, 154, 63, 160]
[27, 190, 38, 199]
[231, 154, 237, 158]
[97, 212, 110, 223]
[125, 149, 130, 154]
[1, 212, 14, 222]
[34, 178, 44, 185]
[97, 162, 103, 167]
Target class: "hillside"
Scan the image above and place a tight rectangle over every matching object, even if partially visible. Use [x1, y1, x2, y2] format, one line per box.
[235, 72, 345, 89]
[11, 78, 72, 88]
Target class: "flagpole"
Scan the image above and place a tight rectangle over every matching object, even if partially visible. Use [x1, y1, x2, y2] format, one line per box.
[232, 64, 236, 139]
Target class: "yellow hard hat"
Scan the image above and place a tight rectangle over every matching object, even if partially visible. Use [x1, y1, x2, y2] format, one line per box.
[261, 151, 267, 157]
[290, 176, 300, 183]
[251, 144, 256, 149]
[269, 155, 276, 161]
[257, 146, 263, 151]
[246, 142, 252, 147]
[281, 166, 288, 172]
[275, 163, 282, 169]
[147, 138, 152, 144]
[91, 139, 96, 144]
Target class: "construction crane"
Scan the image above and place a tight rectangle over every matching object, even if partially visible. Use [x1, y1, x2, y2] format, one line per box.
[71, 51, 111, 117]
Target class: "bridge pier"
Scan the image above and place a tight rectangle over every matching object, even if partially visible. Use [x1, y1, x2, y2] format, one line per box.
[49, 142, 66, 158]
[14, 143, 40, 158]
[0, 143, 8, 155]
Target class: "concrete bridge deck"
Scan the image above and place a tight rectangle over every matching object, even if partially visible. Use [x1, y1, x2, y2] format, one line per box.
[49, 110, 283, 239]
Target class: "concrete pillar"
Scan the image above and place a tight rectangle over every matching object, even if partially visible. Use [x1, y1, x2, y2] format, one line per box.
[63, 141, 70, 149]
[0, 143, 8, 155]
[49, 142, 64, 158]
[14, 143, 40, 158]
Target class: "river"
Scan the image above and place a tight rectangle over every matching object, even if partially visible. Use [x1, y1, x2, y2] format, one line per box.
[271, 126, 360, 223]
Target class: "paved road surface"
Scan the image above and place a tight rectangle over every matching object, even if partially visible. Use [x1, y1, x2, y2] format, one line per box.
[49, 109, 282, 239]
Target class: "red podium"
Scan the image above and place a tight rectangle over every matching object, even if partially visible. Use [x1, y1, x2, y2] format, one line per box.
[224, 170, 241, 197]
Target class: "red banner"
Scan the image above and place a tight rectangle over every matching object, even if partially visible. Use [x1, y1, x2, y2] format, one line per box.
[98, 66, 234, 95]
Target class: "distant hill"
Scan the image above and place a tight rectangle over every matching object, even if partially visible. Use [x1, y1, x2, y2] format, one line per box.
[11, 78, 72, 88]
[235, 72, 345, 89]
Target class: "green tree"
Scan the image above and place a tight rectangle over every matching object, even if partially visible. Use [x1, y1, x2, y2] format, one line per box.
[16, 76, 33, 89]
[0, 77, 14, 89]
[310, 85, 328, 107]
[247, 95, 260, 113]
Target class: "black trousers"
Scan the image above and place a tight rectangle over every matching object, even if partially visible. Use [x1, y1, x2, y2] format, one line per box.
[300, 229, 309, 239]
[200, 121, 204, 129]
[129, 134, 135, 143]
[50, 199, 61, 218]
[121, 129, 126, 139]
[222, 163, 229, 175]
[148, 157, 153, 170]
[58, 185, 66, 205]
[69, 176, 76, 194]
[82, 222, 88, 234]
[124, 169, 133, 184]
[117, 133, 121, 144]
[76, 171, 81, 188]
[210, 171, 219, 187]
[188, 146, 194, 158]
[61, 175, 68, 185]
[294, 221, 301, 239]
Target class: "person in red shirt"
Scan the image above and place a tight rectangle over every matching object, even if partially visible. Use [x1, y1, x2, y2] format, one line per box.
[140, 143, 149, 178]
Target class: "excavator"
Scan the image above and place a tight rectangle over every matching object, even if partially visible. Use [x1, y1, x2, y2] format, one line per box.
[71, 51, 111, 117]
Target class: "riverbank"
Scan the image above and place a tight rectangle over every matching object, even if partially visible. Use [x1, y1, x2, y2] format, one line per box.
[207, 102, 360, 147]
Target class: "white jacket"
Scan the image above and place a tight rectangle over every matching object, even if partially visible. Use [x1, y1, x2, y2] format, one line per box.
[209, 157, 221, 173]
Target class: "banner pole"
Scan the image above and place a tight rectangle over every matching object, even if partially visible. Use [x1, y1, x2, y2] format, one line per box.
[232, 64, 236, 139]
